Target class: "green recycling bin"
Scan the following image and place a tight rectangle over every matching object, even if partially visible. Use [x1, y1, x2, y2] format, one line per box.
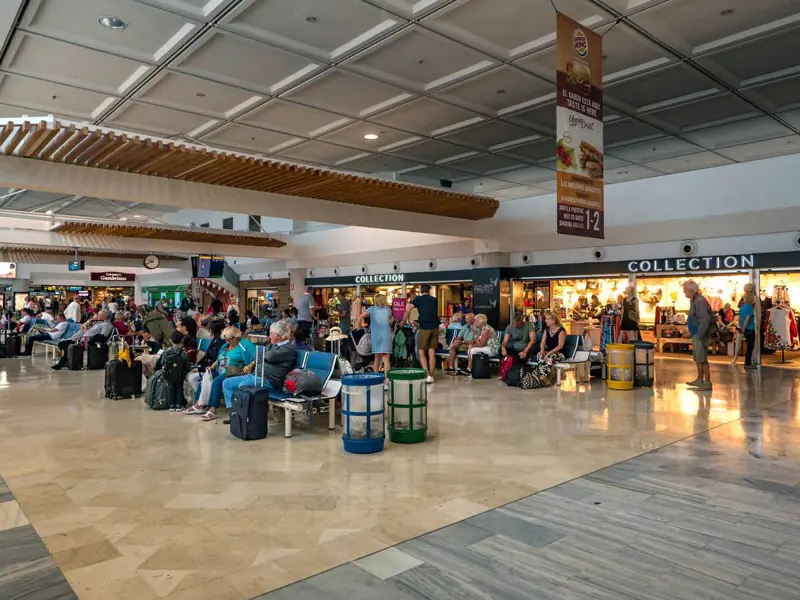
[387, 368, 428, 444]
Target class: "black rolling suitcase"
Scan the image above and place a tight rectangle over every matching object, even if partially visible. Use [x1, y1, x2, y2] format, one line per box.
[67, 344, 83, 370]
[230, 345, 269, 440]
[1, 331, 21, 358]
[87, 342, 108, 370]
[471, 353, 491, 379]
[105, 359, 143, 400]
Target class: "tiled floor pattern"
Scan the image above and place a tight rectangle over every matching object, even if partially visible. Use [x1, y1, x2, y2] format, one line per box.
[0, 354, 797, 599]
[0, 474, 78, 599]
[260, 396, 800, 599]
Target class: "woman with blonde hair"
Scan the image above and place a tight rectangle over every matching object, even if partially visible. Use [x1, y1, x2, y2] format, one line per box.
[359, 293, 392, 377]
[538, 311, 566, 360]
[736, 289, 758, 369]
[467, 313, 500, 370]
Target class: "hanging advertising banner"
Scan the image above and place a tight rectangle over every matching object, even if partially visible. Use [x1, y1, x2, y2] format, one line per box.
[556, 12, 604, 239]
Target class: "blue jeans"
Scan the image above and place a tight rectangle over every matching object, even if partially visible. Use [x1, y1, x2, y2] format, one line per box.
[206, 372, 227, 409]
[222, 375, 276, 408]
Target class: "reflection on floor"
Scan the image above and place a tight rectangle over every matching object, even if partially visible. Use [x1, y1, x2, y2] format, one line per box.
[260, 399, 800, 600]
[0, 355, 796, 599]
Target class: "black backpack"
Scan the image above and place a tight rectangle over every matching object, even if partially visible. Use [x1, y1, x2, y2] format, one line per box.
[162, 347, 190, 384]
[505, 366, 525, 388]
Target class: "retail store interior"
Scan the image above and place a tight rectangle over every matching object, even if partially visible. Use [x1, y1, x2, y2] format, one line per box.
[2, 1, 800, 599]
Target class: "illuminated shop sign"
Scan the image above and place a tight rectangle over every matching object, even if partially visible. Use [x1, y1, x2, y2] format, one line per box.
[354, 274, 405, 284]
[628, 255, 755, 273]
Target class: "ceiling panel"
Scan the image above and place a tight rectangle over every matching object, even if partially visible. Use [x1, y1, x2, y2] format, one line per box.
[488, 185, 552, 200]
[137, 71, 262, 119]
[640, 93, 760, 132]
[503, 101, 556, 136]
[221, 0, 403, 60]
[398, 165, 475, 184]
[497, 138, 555, 163]
[716, 135, 800, 162]
[683, 116, 793, 150]
[341, 154, 422, 174]
[343, 26, 494, 91]
[604, 164, 663, 183]
[606, 63, 719, 111]
[443, 153, 525, 175]
[453, 177, 517, 194]
[630, 0, 800, 56]
[2, 33, 148, 96]
[604, 118, 666, 147]
[434, 66, 553, 116]
[276, 140, 364, 165]
[20, 0, 200, 63]
[642, 151, 735, 174]
[105, 101, 215, 136]
[695, 25, 800, 88]
[742, 74, 800, 113]
[424, 0, 612, 59]
[318, 121, 415, 152]
[387, 138, 475, 163]
[172, 30, 321, 94]
[282, 70, 411, 117]
[0, 73, 116, 120]
[368, 0, 452, 18]
[201, 122, 301, 154]
[496, 165, 558, 185]
[608, 136, 704, 163]
[138, 0, 234, 21]
[367, 97, 481, 136]
[439, 120, 538, 151]
[238, 99, 349, 137]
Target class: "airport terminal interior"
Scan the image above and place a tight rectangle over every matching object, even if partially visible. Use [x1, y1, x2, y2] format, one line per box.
[1, 0, 800, 599]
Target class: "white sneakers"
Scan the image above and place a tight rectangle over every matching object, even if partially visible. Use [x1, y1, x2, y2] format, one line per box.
[426, 375, 434, 384]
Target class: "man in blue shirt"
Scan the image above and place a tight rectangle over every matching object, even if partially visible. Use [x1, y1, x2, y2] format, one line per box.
[404, 284, 439, 384]
[445, 313, 475, 375]
[737, 292, 757, 369]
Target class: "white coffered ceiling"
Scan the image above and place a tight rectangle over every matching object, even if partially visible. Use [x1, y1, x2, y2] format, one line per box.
[0, 0, 798, 201]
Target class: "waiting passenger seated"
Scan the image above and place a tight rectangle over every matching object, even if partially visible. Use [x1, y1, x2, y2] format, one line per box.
[444, 312, 474, 375]
[222, 320, 297, 407]
[21, 312, 68, 355]
[247, 316, 264, 335]
[16, 308, 35, 333]
[84, 310, 114, 343]
[291, 327, 313, 352]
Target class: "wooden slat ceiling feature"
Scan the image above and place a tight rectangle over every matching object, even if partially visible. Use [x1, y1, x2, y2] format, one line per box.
[51, 221, 286, 248]
[0, 119, 498, 220]
[0, 246, 184, 260]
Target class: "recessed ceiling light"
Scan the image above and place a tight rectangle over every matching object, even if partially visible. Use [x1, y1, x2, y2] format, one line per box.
[364, 133, 379, 140]
[98, 15, 127, 30]
[132, 214, 143, 218]
[305, 16, 318, 22]
[719, 9, 734, 16]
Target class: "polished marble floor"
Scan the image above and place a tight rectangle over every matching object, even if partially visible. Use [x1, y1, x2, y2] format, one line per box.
[0, 354, 796, 599]
[262, 399, 800, 600]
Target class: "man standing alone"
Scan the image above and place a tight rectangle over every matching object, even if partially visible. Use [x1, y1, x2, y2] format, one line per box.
[404, 284, 439, 384]
[684, 280, 716, 390]
[296, 286, 316, 338]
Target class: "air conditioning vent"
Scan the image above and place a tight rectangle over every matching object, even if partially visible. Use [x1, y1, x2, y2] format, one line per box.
[333, 267, 340, 275]
[521, 253, 531, 265]
[392, 262, 400, 272]
[470, 256, 481, 268]
[360, 265, 368, 274]
[428, 259, 437, 270]
[592, 248, 605, 261]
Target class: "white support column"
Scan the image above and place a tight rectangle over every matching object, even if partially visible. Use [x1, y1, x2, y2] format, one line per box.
[289, 270, 306, 307]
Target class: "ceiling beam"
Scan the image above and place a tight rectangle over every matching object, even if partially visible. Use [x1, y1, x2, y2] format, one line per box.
[0, 154, 491, 238]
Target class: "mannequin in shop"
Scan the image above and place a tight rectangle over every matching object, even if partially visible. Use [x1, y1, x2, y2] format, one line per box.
[349, 293, 362, 330]
[620, 286, 640, 342]
[765, 286, 798, 362]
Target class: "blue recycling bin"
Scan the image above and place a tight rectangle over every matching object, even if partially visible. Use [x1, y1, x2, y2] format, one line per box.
[341, 372, 385, 454]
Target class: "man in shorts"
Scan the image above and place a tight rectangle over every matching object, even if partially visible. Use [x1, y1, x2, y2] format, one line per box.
[684, 280, 715, 390]
[404, 284, 438, 384]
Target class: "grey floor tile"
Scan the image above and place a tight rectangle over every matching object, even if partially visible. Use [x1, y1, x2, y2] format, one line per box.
[354, 547, 423, 581]
[418, 521, 492, 547]
[257, 564, 418, 600]
[467, 510, 564, 548]
[0, 526, 77, 600]
[0, 525, 51, 570]
[0, 479, 13, 503]
[740, 573, 800, 600]
[389, 563, 483, 600]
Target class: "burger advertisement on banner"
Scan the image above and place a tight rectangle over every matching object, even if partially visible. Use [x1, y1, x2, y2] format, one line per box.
[556, 13, 604, 239]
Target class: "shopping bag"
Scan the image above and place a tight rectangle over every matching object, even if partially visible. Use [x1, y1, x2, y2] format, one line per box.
[199, 370, 213, 406]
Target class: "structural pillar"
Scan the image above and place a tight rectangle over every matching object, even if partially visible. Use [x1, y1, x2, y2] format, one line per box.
[289, 270, 306, 307]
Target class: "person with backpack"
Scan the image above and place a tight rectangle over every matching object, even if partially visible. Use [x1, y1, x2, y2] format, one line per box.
[156, 331, 192, 412]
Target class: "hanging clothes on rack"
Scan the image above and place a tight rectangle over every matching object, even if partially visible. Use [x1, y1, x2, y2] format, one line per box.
[765, 306, 798, 350]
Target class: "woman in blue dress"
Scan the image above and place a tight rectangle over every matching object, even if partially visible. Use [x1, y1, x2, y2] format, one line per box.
[360, 293, 393, 375]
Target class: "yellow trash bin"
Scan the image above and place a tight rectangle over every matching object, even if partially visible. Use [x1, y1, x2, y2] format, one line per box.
[607, 343, 635, 390]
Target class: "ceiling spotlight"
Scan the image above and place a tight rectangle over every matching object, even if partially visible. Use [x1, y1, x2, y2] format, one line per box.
[45, 210, 54, 215]
[120, 216, 128, 221]
[364, 133, 379, 140]
[719, 9, 734, 16]
[98, 15, 127, 30]
[305, 16, 318, 22]
[132, 214, 143, 218]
